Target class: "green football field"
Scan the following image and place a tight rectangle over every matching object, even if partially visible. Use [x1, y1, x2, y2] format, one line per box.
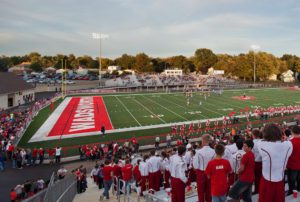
[104, 88, 300, 129]
[18, 87, 300, 156]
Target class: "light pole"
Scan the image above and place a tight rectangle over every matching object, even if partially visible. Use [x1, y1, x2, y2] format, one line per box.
[251, 45, 260, 84]
[92, 33, 109, 87]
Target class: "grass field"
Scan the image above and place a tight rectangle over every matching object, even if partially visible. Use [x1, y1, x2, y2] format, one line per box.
[103, 88, 300, 128]
[17, 88, 300, 156]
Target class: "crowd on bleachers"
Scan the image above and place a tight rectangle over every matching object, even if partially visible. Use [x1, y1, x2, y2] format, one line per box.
[106, 73, 237, 88]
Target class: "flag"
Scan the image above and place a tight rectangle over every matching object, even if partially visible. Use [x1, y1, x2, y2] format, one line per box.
[189, 122, 194, 132]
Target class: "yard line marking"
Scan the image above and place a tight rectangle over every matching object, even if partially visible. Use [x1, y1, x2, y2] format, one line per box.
[160, 95, 208, 119]
[168, 94, 223, 116]
[115, 96, 142, 126]
[142, 95, 189, 121]
[132, 98, 167, 124]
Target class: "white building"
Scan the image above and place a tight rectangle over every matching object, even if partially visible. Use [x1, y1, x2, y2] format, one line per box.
[163, 69, 183, 76]
[107, 66, 121, 74]
[0, 73, 35, 109]
[280, 70, 295, 82]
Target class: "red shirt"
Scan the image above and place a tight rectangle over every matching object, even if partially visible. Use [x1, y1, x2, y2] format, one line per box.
[7, 145, 14, 152]
[48, 149, 54, 157]
[239, 151, 255, 183]
[133, 165, 141, 182]
[205, 158, 232, 196]
[287, 137, 300, 170]
[103, 165, 113, 181]
[32, 149, 37, 157]
[113, 164, 122, 178]
[132, 138, 137, 145]
[122, 164, 133, 181]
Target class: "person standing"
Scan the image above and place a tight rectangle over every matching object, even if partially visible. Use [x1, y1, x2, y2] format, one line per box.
[139, 155, 149, 196]
[121, 159, 133, 194]
[205, 144, 232, 202]
[287, 125, 300, 195]
[251, 129, 263, 194]
[193, 134, 215, 202]
[101, 125, 106, 136]
[257, 124, 293, 202]
[170, 145, 187, 202]
[55, 146, 61, 163]
[229, 140, 255, 202]
[147, 150, 161, 191]
[100, 160, 113, 200]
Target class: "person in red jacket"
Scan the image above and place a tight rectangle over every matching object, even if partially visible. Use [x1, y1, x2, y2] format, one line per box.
[122, 159, 133, 194]
[287, 125, 300, 195]
[100, 160, 113, 200]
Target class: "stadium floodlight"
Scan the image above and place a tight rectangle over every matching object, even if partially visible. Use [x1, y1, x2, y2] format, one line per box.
[92, 32, 109, 87]
[251, 44, 260, 83]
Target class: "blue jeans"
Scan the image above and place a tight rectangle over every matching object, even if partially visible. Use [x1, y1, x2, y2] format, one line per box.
[212, 195, 226, 202]
[0, 161, 4, 171]
[12, 159, 16, 168]
[103, 180, 112, 198]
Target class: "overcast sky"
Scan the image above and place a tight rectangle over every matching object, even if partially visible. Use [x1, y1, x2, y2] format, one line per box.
[0, 0, 300, 58]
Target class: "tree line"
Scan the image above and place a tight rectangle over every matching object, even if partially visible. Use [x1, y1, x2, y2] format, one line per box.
[0, 49, 300, 81]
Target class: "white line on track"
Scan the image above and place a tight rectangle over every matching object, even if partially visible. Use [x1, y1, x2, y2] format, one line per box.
[142, 95, 189, 121]
[132, 97, 167, 124]
[101, 97, 114, 129]
[114, 96, 142, 126]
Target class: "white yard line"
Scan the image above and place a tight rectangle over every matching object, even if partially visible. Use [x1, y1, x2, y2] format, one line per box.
[143, 95, 189, 121]
[100, 97, 114, 129]
[133, 97, 167, 124]
[115, 96, 142, 126]
[29, 97, 72, 142]
[159, 95, 207, 119]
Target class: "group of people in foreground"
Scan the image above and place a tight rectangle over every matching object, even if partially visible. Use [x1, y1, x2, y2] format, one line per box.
[95, 123, 299, 202]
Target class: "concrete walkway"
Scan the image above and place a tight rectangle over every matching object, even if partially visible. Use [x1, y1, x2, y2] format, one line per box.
[73, 176, 145, 202]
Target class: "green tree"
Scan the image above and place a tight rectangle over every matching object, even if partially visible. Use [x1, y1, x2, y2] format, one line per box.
[30, 62, 43, 72]
[114, 54, 135, 69]
[134, 53, 153, 72]
[194, 48, 218, 73]
[101, 58, 114, 69]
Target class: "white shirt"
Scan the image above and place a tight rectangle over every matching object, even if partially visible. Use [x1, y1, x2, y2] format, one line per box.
[193, 146, 215, 171]
[223, 147, 234, 170]
[184, 150, 192, 165]
[139, 161, 149, 176]
[170, 154, 187, 183]
[161, 158, 170, 171]
[257, 140, 293, 182]
[55, 147, 61, 156]
[232, 149, 246, 174]
[147, 156, 161, 173]
[226, 144, 238, 155]
[252, 139, 262, 162]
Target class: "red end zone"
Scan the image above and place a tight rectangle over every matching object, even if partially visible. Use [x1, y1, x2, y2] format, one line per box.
[48, 96, 113, 137]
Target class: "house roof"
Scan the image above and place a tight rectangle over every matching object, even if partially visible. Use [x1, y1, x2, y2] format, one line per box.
[0, 72, 35, 95]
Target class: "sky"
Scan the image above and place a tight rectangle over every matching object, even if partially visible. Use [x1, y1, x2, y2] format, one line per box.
[0, 0, 300, 59]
